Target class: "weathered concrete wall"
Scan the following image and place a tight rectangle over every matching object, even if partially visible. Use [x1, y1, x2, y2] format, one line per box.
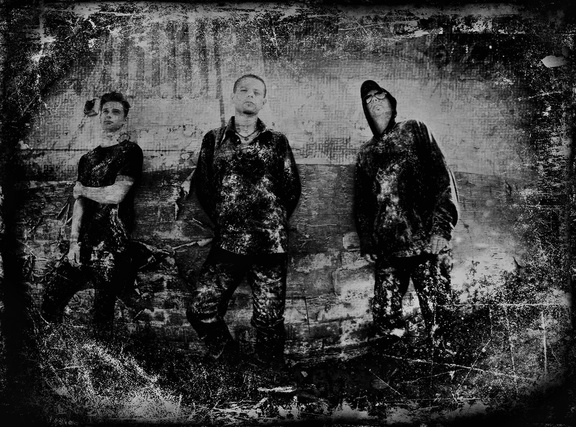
[17, 3, 560, 355]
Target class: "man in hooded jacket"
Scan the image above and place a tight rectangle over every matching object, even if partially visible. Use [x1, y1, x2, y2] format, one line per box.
[354, 80, 459, 348]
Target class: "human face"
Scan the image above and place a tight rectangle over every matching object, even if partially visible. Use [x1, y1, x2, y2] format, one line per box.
[365, 89, 393, 127]
[100, 101, 127, 132]
[232, 77, 267, 115]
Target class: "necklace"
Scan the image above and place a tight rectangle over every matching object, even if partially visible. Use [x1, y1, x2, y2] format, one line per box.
[99, 131, 128, 147]
[235, 128, 259, 142]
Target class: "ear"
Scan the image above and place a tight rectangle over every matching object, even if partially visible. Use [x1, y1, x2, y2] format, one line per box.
[262, 97, 267, 107]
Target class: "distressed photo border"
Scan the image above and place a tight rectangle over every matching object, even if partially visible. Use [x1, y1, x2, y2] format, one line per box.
[1, 1, 575, 426]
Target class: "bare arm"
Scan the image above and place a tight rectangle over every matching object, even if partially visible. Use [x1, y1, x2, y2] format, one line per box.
[180, 167, 196, 198]
[74, 175, 135, 204]
[67, 198, 84, 265]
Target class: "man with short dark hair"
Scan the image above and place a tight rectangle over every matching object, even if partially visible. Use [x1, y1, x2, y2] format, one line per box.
[187, 74, 301, 368]
[41, 92, 143, 338]
[354, 80, 459, 351]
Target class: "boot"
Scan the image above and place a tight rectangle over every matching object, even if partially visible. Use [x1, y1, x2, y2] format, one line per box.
[189, 316, 239, 364]
[254, 324, 286, 370]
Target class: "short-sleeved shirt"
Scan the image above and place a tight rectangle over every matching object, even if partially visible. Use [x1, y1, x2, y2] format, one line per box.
[195, 118, 301, 255]
[77, 139, 143, 252]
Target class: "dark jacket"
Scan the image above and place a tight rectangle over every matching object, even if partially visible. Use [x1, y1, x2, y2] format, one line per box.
[195, 117, 301, 255]
[354, 80, 459, 257]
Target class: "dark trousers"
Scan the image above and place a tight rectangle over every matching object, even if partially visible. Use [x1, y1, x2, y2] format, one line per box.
[186, 247, 288, 363]
[41, 246, 136, 338]
[372, 249, 454, 340]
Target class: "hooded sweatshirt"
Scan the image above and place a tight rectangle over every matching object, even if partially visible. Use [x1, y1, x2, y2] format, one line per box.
[354, 80, 459, 257]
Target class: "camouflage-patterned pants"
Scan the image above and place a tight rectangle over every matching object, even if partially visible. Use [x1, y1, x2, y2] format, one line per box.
[186, 247, 288, 361]
[41, 244, 137, 337]
[372, 249, 454, 339]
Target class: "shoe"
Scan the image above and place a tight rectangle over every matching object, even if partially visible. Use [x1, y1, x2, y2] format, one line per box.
[374, 319, 407, 338]
[371, 333, 406, 355]
[204, 338, 241, 366]
[254, 325, 287, 371]
[254, 353, 286, 370]
[188, 318, 239, 365]
[245, 354, 296, 387]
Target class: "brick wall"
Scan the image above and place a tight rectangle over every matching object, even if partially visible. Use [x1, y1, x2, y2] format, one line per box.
[18, 4, 552, 356]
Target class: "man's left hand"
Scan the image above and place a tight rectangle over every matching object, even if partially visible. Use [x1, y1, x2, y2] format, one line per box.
[430, 235, 448, 254]
[73, 182, 84, 199]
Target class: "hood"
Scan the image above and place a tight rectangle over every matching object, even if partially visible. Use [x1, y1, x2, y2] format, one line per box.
[361, 80, 397, 137]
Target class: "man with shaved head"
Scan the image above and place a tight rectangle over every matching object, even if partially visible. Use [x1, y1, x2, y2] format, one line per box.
[187, 74, 301, 369]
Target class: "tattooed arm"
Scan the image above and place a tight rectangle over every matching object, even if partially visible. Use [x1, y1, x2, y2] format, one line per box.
[73, 175, 135, 205]
[67, 198, 84, 265]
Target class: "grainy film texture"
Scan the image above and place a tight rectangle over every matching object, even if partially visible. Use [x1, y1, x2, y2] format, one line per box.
[1, 2, 575, 425]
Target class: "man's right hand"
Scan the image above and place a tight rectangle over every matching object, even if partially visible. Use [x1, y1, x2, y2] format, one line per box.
[364, 253, 377, 263]
[67, 241, 81, 266]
